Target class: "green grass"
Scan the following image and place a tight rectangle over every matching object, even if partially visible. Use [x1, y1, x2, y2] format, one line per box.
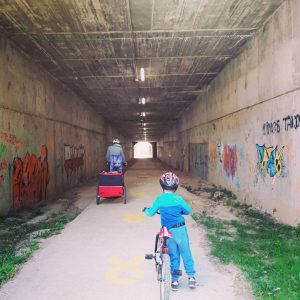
[0, 210, 78, 285]
[193, 208, 300, 300]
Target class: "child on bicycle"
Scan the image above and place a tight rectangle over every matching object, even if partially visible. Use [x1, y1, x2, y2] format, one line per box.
[143, 172, 197, 291]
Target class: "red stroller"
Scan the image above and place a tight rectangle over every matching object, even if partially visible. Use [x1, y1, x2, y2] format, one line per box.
[96, 171, 126, 204]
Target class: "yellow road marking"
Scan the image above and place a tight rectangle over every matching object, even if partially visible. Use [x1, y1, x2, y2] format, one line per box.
[106, 256, 144, 285]
[123, 213, 145, 222]
[130, 191, 145, 198]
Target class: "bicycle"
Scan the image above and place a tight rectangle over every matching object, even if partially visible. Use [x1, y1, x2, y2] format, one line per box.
[144, 211, 182, 300]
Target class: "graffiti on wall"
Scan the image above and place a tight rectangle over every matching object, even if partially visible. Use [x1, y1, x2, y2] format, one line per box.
[0, 132, 29, 190]
[0, 131, 28, 150]
[256, 144, 285, 178]
[12, 145, 49, 213]
[64, 144, 85, 176]
[223, 145, 237, 179]
[283, 114, 300, 131]
[263, 113, 300, 135]
[263, 120, 280, 135]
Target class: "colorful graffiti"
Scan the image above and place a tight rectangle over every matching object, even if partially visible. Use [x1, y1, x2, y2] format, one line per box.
[64, 144, 85, 176]
[223, 145, 237, 179]
[256, 144, 285, 177]
[12, 145, 49, 213]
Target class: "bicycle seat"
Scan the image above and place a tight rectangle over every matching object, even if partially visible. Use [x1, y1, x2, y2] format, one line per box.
[159, 227, 173, 238]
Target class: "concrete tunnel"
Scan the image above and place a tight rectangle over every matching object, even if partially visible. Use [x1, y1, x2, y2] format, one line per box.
[0, 0, 299, 226]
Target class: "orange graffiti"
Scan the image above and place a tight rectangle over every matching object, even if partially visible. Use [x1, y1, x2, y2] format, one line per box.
[223, 145, 238, 179]
[12, 145, 49, 213]
[13, 157, 23, 212]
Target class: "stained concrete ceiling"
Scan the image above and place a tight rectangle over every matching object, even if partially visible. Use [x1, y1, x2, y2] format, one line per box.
[0, 0, 285, 141]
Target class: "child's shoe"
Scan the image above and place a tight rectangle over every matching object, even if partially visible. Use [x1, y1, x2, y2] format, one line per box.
[188, 277, 197, 288]
[171, 281, 179, 291]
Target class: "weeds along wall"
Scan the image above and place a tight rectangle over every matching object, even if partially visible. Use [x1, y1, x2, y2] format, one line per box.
[0, 33, 107, 215]
[159, 0, 300, 225]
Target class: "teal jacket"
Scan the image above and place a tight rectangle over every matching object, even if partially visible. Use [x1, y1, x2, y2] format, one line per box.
[144, 192, 191, 229]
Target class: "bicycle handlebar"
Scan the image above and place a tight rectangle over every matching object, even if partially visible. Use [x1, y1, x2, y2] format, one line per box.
[142, 207, 160, 214]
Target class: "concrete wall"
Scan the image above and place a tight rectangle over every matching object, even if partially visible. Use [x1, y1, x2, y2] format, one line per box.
[159, 0, 300, 225]
[0, 33, 109, 215]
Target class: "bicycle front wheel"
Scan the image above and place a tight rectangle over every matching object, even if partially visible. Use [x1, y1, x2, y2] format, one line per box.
[160, 254, 171, 300]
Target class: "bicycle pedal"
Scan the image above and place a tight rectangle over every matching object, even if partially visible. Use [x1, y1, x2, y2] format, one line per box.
[145, 254, 154, 260]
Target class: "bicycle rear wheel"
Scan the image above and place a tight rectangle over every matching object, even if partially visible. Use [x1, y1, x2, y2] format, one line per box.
[160, 254, 171, 300]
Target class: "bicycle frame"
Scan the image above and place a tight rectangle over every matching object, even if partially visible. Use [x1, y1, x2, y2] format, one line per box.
[145, 226, 172, 300]
[154, 227, 172, 278]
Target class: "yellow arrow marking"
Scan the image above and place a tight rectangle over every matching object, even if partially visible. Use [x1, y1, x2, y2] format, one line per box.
[130, 191, 145, 198]
[106, 256, 144, 285]
[123, 213, 145, 222]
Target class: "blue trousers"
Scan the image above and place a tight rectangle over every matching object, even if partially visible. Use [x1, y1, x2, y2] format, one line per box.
[109, 163, 122, 172]
[167, 226, 196, 281]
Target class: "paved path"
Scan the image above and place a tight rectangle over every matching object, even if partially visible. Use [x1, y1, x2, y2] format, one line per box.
[0, 159, 253, 300]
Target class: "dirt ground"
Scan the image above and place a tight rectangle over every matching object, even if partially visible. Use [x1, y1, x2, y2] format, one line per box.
[0, 159, 255, 300]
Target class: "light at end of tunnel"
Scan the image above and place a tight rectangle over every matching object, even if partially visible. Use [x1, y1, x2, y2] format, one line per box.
[140, 68, 145, 81]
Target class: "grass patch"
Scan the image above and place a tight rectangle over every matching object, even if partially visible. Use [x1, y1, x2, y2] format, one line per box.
[0, 210, 79, 285]
[193, 208, 300, 300]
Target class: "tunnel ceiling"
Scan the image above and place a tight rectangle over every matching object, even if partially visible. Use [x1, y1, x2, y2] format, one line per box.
[0, 0, 285, 141]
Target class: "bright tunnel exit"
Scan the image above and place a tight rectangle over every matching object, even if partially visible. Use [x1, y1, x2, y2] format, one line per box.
[134, 142, 153, 158]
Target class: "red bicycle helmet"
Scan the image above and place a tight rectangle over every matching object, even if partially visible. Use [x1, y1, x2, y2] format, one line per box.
[160, 172, 179, 191]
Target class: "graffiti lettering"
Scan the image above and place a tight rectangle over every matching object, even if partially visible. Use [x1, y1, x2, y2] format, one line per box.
[12, 145, 49, 213]
[256, 144, 285, 177]
[282, 114, 300, 131]
[262, 120, 280, 135]
[64, 144, 85, 176]
[262, 114, 300, 135]
[223, 145, 237, 179]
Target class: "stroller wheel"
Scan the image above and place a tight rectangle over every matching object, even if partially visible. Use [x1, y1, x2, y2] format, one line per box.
[96, 196, 101, 205]
[123, 187, 126, 204]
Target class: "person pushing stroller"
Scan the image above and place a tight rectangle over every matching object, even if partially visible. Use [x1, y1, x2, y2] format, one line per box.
[106, 138, 127, 173]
